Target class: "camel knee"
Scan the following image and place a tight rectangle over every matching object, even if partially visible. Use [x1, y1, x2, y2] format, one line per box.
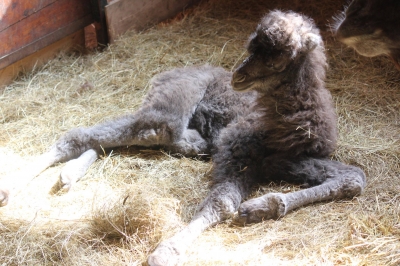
[196, 195, 238, 222]
[170, 129, 208, 156]
[195, 183, 243, 223]
[340, 166, 367, 198]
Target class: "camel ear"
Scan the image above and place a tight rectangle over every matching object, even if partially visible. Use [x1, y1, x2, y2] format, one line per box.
[304, 33, 322, 52]
[246, 32, 258, 52]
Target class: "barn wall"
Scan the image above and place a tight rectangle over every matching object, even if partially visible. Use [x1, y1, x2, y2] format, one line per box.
[0, 0, 199, 88]
[0, 0, 94, 87]
[0, 0, 93, 71]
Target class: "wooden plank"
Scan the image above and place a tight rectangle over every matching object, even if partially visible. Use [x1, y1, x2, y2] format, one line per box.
[0, 30, 85, 88]
[0, 15, 93, 70]
[0, 0, 57, 31]
[0, 0, 92, 56]
[0, 0, 94, 70]
[105, 0, 200, 43]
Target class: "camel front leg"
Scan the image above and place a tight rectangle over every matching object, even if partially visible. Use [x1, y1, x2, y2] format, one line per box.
[148, 181, 246, 266]
[236, 159, 366, 224]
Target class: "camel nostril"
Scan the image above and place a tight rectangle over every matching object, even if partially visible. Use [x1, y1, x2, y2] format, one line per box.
[232, 73, 246, 83]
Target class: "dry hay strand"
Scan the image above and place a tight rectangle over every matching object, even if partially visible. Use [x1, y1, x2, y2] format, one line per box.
[344, 212, 400, 265]
[0, 218, 105, 265]
[0, 149, 211, 265]
[89, 182, 183, 262]
[1, 0, 400, 265]
[89, 152, 211, 243]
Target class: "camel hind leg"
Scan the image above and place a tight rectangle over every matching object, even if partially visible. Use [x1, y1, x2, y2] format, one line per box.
[56, 127, 208, 190]
[48, 112, 208, 188]
[0, 112, 208, 205]
[0, 65, 218, 206]
[30, 66, 216, 190]
[49, 66, 220, 187]
[236, 158, 367, 224]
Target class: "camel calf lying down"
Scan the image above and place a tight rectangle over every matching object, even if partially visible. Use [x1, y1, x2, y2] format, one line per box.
[333, 0, 400, 70]
[0, 10, 366, 265]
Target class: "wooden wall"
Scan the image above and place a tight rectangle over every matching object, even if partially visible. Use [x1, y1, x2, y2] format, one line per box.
[0, 0, 94, 87]
[0, 0, 199, 88]
[0, 0, 94, 70]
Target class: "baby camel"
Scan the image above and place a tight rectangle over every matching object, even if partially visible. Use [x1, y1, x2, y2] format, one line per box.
[0, 10, 366, 265]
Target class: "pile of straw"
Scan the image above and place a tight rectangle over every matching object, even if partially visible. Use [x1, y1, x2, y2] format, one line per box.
[1, 0, 399, 265]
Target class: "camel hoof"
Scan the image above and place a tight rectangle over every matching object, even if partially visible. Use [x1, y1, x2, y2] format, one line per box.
[59, 173, 75, 192]
[147, 242, 180, 266]
[59, 160, 86, 191]
[0, 188, 10, 207]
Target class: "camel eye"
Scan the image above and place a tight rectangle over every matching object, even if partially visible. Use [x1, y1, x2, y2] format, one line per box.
[274, 64, 287, 72]
[346, 0, 364, 16]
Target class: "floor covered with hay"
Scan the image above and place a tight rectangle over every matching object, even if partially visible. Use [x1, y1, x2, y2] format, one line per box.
[1, 0, 400, 265]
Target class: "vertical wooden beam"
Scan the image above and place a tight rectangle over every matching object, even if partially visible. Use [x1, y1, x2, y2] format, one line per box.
[90, 0, 109, 46]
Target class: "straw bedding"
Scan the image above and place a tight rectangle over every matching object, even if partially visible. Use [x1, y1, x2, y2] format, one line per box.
[1, 0, 399, 265]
